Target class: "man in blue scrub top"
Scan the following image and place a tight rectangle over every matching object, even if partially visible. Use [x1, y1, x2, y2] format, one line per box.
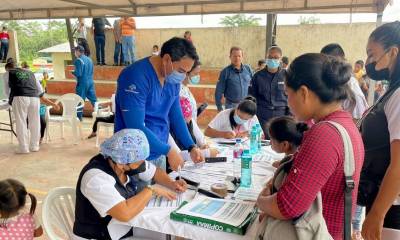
[72, 45, 97, 120]
[114, 37, 203, 171]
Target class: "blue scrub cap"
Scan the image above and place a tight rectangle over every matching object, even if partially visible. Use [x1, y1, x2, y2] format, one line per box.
[100, 129, 150, 164]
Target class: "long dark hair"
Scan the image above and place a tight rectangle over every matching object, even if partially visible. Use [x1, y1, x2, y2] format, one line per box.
[286, 53, 352, 104]
[229, 96, 257, 130]
[0, 179, 37, 222]
[369, 21, 400, 89]
[267, 116, 308, 147]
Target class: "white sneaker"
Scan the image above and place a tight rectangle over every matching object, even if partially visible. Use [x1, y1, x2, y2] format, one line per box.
[15, 149, 30, 154]
[30, 147, 40, 152]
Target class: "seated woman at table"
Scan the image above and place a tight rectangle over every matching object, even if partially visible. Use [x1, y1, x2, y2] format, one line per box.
[169, 96, 218, 162]
[73, 129, 187, 240]
[267, 116, 308, 168]
[256, 53, 364, 239]
[204, 96, 259, 139]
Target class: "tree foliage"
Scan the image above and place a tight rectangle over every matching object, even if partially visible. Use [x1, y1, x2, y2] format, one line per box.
[0, 20, 68, 61]
[298, 16, 321, 25]
[220, 14, 261, 27]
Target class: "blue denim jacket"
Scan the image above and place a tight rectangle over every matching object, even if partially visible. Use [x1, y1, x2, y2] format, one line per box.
[215, 64, 253, 111]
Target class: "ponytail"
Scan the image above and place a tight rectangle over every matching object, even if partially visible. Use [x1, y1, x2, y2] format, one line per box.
[27, 193, 37, 215]
[268, 116, 308, 147]
[0, 179, 30, 218]
[296, 122, 309, 134]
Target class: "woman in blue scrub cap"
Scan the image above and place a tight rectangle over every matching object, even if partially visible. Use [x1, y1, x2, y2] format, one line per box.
[73, 129, 187, 240]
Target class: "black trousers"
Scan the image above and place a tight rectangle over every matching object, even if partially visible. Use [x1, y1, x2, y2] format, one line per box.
[92, 115, 115, 133]
[257, 107, 287, 139]
[367, 205, 400, 229]
[40, 115, 46, 139]
[77, 38, 91, 57]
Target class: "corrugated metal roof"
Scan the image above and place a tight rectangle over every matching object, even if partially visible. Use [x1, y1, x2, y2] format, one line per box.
[38, 42, 70, 53]
[0, 0, 390, 20]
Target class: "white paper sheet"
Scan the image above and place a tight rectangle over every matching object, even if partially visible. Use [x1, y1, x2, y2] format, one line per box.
[146, 193, 183, 208]
[176, 196, 255, 227]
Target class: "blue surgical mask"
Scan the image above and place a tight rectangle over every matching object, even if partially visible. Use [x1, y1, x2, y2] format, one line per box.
[234, 113, 247, 125]
[266, 58, 280, 69]
[166, 70, 186, 84]
[164, 61, 186, 85]
[189, 75, 200, 84]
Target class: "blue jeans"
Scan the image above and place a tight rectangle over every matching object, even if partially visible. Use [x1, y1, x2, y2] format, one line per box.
[0, 40, 9, 61]
[76, 83, 97, 120]
[136, 155, 166, 191]
[113, 42, 124, 65]
[94, 35, 105, 64]
[225, 100, 239, 110]
[352, 205, 364, 231]
[122, 35, 135, 64]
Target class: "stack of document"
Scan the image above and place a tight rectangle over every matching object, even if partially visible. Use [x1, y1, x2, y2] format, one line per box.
[233, 187, 261, 202]
[170, 196, 257, 235]
[146, 193, 183, 208]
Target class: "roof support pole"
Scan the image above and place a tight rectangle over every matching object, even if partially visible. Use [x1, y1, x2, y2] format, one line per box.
[65, 18, 76, 62]
[367, 7, 384, 106]
[265, 13, 277, 57]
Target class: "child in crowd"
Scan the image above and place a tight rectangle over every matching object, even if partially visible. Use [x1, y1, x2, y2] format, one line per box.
[87, 94, 115, 139]
[183, 31, 192, 42]
[21, 61, 29, 69]
[259, 116, 308, 222]
[39, 95, 60, 144]
[152, 45, 159, 56]
[41, 71, 49, 93]
[266, 116, 308, 168]
[204, 96, 259, 139]
[0, 179, 43, 239]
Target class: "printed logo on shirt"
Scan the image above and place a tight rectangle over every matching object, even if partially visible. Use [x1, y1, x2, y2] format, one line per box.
[125, 84, 139, 94]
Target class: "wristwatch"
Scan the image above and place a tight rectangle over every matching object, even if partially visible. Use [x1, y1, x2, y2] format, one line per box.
[188, 144, 197, 153]
[146, 185, 155, 196]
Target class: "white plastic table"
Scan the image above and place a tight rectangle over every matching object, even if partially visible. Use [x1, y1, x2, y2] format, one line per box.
[0, 99, 16, 137]
[109, 144, 283, 240]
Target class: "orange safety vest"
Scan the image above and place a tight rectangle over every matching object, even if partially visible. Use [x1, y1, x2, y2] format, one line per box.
[120, 18, 135, 36]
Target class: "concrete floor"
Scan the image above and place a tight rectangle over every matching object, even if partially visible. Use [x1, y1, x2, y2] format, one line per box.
[0, 110, 110, 239]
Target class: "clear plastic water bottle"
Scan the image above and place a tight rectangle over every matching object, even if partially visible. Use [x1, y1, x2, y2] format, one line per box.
[250, 126, 258, 154]
[233, 138, 243, 159]
[255, 123, 262, 151]
[232, 138, 243, 178]
[240, 149, 252, 188]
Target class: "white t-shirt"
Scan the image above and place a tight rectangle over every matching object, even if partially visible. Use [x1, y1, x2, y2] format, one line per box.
[111, 94, 116, 113]
[74, 22, 87, 39]
[72, 161, 156, 240]
[180, 84, 197, 120]
[384, 87, 400, 142]
[343, 76, 369, 119]
[384, 87, 400, 206]
[208, 109, 259, 133]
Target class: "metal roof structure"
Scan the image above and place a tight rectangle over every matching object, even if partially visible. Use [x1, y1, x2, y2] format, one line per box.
[38, 42, 70, 53]
[0, 0, 390, 20]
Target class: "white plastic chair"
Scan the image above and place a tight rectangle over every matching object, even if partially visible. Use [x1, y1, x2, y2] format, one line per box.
[45, 93, 84, 144]
[42, 187, 76, 240]
[382, 227, 400, 240]
[92, 94, 115, 147]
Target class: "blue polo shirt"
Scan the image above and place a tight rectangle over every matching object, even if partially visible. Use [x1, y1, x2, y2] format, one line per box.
[215, 64, 253, 111]
[114, 57, 194, 160]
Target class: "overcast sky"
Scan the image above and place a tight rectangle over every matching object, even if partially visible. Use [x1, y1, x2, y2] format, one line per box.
[130, 0, 400, 28]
